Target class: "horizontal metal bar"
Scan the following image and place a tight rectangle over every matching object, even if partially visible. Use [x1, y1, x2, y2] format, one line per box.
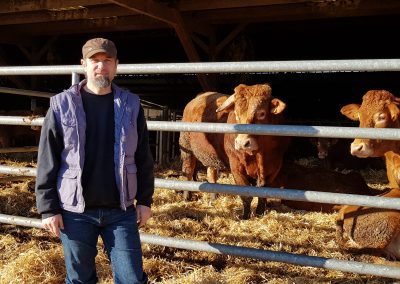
[0, 116, 44, 126]
[0, 213, 398, 279]
[1, 117, 399, 140]
[0, 165, 396, 210]
[147, 121, 400, 140]
[0, 146, 38, 153]
[0, 87, 54, 98]
[140, 233, 400, 279]
[0, 214, 43, 229]
[155, 179, 400, 210]
[0, 59, 400, 76]
[0, 165, 37, 176]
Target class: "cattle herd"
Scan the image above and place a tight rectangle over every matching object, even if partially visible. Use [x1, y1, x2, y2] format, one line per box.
[0, 86, 399, 263]
[179, 84, 400, 261]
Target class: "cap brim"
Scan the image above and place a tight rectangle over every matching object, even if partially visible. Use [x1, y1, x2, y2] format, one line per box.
[85, 48, 113, 58]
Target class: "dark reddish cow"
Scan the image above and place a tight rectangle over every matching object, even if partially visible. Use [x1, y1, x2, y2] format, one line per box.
[216, 84, 290, 219]
[340, 90, 400, 186]
[336, 188, 400, 260]
[180, 84, 290, 219]
[279, 162, 373, 212]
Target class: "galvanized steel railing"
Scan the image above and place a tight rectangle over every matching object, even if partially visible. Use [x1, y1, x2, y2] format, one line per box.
[1, 59, 400, 279]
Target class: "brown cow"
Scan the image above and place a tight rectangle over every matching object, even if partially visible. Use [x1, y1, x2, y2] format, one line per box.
[279, 162, 373, 212]
[179, 91, 230, 202]
[180, 84, 290, 219]
[385, 151, 400, 188]
[341, 90, 400, 186]
[340, 90, 400, 157]
[216, 84, 290, 219]
[336, 188, 400, 260]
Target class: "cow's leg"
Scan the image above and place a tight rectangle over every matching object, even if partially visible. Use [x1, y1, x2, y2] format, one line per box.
[255, 198, 267, 217]
[181, 150, 196, 200]
[207, 167, 218, 206]
[231, 170, 252, 219]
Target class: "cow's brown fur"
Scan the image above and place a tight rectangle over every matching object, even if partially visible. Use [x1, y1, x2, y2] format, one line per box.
[341, 90, 400, 188]
[179, 84, 290, 219]
[279, 162, 373, 212]
[336, 188, 400, 260]
[385, 151, 400, 188]
[221, 84, 290, 219]
[340, 90, 400, 157]
[179, 92, 230, 201]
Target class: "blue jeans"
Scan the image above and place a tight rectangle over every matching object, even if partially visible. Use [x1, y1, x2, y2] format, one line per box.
[60, 207, 148, 284]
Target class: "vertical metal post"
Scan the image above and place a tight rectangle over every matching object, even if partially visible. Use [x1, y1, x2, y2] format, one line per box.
[71, 72, 80, 85]
[30, 98, 37, 110]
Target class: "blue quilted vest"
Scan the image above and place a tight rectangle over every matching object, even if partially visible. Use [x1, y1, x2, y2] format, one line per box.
[50, 80, 139, 212]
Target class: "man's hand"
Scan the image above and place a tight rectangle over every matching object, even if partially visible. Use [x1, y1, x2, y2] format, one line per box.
[136, 205, 152, 228]
[42, 214, 64, 237]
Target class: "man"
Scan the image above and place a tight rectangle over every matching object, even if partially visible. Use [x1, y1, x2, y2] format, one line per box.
[35, 38, 154, 284]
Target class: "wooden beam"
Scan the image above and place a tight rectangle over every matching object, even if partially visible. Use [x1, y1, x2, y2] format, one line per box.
[108, 0, 212, 90]
[0, 4, 138, 25]
[0, 15, 168, 37]
[188, 0, 400, 24]
[0, 0, 110, 13]
[178, 0, 314, 11]
[215, 23, 248, 56]
[109, 0, 177, 26]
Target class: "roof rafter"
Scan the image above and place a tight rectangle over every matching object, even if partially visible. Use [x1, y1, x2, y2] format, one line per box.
[0, 0, 109, 13]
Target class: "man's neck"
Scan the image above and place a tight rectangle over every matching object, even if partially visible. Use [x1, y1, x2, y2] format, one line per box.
[84, 81, 112, 95]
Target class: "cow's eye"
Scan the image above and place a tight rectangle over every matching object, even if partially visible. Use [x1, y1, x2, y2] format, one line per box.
[374, 112, 387, 128]
[377, 113, 386, 121]
[256, 110, 267, 120]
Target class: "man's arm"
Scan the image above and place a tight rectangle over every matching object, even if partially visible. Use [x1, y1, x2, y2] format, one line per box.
[35, 109, 64, 219]
[135, 105, 155, 226]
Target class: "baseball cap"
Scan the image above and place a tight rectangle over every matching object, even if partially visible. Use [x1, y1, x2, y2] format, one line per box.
[82, 38, 117, 59]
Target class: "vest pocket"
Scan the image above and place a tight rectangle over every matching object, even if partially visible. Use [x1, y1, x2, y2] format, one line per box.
[125, 163, 138, 200]
[57, 169, 78, 206]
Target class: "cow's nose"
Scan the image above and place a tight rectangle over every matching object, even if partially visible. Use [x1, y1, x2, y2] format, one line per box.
[351, 143, 363, 154]
[235, 136, 258, 152]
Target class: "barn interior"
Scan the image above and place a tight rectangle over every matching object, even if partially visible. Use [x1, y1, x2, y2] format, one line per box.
[0, 0, 400, 161]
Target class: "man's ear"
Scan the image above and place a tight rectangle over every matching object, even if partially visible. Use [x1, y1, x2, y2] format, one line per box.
[81, 58, 86, 67]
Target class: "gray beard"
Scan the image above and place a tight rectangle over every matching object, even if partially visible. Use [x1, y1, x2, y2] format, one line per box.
[93, 76, 111, 88]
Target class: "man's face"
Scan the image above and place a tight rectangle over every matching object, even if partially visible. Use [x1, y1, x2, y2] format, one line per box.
[81, 52, 118, 88]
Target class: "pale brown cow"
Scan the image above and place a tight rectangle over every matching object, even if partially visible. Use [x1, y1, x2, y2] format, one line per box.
[216, 84, 290, 219]
[384, 151, 400, 188]
[179, 91, 230, 202]
[336, 188, 400, 260]
[341, 90, 400, 187]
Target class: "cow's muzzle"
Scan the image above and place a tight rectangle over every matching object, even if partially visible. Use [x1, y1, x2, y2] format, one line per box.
[235, 134, 258, 154]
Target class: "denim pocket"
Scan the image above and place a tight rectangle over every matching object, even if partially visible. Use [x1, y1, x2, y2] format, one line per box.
[57, 169, 79, 206]
[125, 163, 138, 200]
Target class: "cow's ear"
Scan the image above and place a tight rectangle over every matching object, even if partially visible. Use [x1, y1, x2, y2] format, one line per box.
[388, 103, 399, 121]
[340, 104, 360, 121]
[270, 98, 286, 114]
[216, 94, 235, 112]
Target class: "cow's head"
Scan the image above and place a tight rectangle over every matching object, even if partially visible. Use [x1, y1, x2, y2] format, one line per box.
[310, 137, 338, 159]
[216, 83, 286, 154]
[341, 90, 400, 157]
